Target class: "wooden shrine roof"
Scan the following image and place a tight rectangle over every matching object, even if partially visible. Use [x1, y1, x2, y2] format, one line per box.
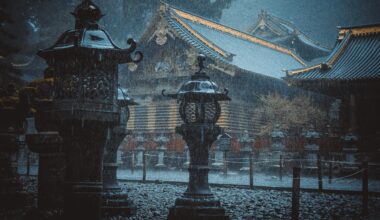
[286, 23, 380, 82]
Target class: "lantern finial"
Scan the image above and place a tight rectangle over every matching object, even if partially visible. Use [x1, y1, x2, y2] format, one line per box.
[197, 54, 206, 73]
[192, 54, 209, 80]
[71, 0, 104, 29]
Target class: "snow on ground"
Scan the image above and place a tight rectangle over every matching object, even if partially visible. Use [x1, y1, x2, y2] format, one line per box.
[117, 169, 380, 192]
[18, 166, 380, 192]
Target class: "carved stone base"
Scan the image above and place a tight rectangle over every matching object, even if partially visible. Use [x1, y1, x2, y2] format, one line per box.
[102, 191, 136, 217]
[64, 181, 103, 220]
[168, 197, 229, 220]
[26, 132, 65, 210]
[0, 133, 32, 209]
[169, 124, 229, 220]
[0, 191, 31, 209]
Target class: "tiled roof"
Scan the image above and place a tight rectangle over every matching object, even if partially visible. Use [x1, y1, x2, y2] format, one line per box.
[247, 10, 331, 62]
[248, 10, 292, 38]
[162, 10, 231, 63]
[158, 3, 306, 79]
[286, 23, 380, 81]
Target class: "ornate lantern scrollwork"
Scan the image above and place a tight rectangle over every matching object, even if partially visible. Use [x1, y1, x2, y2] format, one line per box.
[162, 54, 229, 124]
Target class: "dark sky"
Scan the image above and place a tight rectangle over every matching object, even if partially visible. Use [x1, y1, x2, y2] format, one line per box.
[221, 0, 380, 47]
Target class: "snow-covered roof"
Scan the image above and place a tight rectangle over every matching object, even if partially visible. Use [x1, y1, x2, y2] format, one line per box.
[247, 10, 331, 62]
[146, 3, 306, 79]
[185, 21, 304, 78]
[286, 23, 380, 81]
[43, 29, 120, 51]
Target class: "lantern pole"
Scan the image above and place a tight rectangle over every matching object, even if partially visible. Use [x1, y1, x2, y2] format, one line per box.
[164, 55, 230, 220]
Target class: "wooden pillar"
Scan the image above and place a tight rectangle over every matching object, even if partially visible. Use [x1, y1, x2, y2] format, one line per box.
[362, 161, 368, 216]
[292, 167, 301, 220]
[328, 161, 332, 184]
[279, 154, 283, 181]
[142, 151, 147, 182]
[349, 94, 358, 132]
[249, 153, 253, 189]
[317, 153, 323, 192]
[223, 151, 227, 177]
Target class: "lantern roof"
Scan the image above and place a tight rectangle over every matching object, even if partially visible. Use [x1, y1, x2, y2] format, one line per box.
[239, 130, 255, 143]
[135, 133, 145, 142]
[341, 132, 359, 142]
[219, 133, 232, 140]
[271, 124, 286, 138]
[154, 133, 169, 143]
[37, 1, 142, 64]
[303, 129, 320, 139]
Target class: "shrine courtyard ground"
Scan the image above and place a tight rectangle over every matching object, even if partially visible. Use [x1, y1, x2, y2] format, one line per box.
[14, 175, 380, 220]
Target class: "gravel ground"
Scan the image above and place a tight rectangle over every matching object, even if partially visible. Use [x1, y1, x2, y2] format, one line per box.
[2, 177, 380, 220]
[122, 182, 380, 220]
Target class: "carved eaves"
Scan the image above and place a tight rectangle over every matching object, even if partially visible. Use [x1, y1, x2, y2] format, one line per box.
[148, 18, 175, 46]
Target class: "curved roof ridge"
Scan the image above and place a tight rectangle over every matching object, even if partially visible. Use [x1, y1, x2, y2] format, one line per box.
[248, 10, 288, 36]
[264, 12, 332, 51]
[339, 23, 380, 36]
[265, 12, 297, 32]
[170, 12, 232, 59]
[326, 31, 352, 66]
[287, 31, 353, 76]
[294, 31, 332, 51]
[162, 12, 231, 65]
[165, 5, 307, 66]
[338, 22, 380, 30]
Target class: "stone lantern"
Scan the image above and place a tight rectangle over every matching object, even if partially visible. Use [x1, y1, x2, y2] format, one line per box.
[163, 54, 230, 220]
[183, 145, 190, 168]
[35, 1, 142, 219]
[271, 124, 286, 167]
[134, 133, 145, 168]
[102, 87, 138, 217]
[212, 132, 231, 170]
[239, 130, 255, 172]
[0, 84, 31, 209]
[303, 126, 321, 168]
[341, 132, 359, 171]
[154, 133, 169, 168]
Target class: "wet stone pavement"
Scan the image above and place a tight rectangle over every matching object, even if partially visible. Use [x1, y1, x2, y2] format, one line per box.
[120, 182, 380, 220]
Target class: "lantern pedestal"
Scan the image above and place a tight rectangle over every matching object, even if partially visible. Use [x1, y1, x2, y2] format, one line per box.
[238, 131, 254, 172]
[168, 124, 229, 220]
[183, 146, 190, 168]
[341, 133, 359, 173]
[26, 132, 65, 211]
[155, 146, 167, 168]
[211, 147, 224, 170]
[135, 146, 145, 168]
[59, 121, 108, 220]
[102, 126, 135, 217]
[304, 144, 319, 170]
[239, 148, 252, 172]
[0, 133, 31, 209]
